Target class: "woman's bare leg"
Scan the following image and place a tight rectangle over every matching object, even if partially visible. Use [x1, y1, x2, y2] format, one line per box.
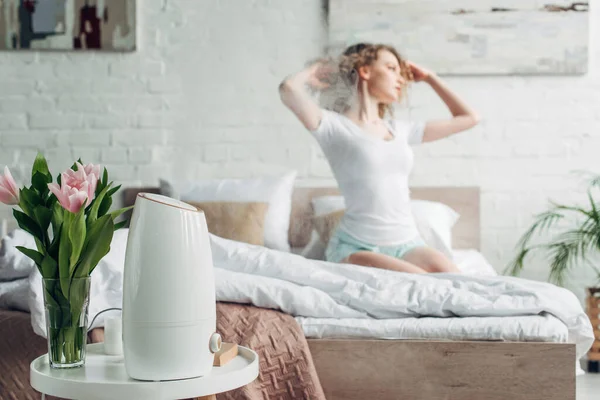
[343, 251, 427, 273]
[402, 246, 461, 273]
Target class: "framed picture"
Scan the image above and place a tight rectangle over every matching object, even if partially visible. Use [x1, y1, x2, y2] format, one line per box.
[0, 0, 136, 51]
[328, 0, 589, 75]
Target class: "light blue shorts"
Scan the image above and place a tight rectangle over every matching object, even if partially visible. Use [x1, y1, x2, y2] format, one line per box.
[325, 228, 426, 263]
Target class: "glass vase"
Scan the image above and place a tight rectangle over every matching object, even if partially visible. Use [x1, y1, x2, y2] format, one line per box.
[42, 277, 91, 369]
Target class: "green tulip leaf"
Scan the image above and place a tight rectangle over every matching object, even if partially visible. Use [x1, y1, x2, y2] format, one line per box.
[13, 209, 43, 241]
[34, 205, 53, 235]
[68, 207, 86, 277]
[41, 254, 58, 278]
[75, 215, 113, 278]
[48, 223, 62, 260]
[109, 205, 133, 221]
[32, 152, 50, 179]
[114, 220, 128, 230]
[98, 196, 112, 218]
[31, 171, 51, 198]
[58, 213, 72, 298]
[106, 184, 121, 198]
[15, 246, 43, 267]
[51, 201, 64, 238]
[87, 184, 112, 228]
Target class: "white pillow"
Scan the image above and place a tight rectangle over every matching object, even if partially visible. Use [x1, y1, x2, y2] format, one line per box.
[160, 171, 297, 252]
[410, 200, 459, 258]
[302, 196, 459, 259]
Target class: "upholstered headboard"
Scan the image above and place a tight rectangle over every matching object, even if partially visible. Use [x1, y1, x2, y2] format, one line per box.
[122, 186, 480, 250]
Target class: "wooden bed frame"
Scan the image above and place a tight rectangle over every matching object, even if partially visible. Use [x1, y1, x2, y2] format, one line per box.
[122, 186, 575, 400]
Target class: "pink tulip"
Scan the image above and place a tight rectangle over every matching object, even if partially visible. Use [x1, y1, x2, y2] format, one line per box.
[0, 166, 20, 205]
[48, 162, 101, 214]
[82, 163, 103, 181]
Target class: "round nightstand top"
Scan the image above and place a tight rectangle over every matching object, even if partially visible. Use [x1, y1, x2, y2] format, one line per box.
[30, 343, 259, 400]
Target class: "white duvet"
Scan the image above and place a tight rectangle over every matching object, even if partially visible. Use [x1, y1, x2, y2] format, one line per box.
[0, 228, 594, 370]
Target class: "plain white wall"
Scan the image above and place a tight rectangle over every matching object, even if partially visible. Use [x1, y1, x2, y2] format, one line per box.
[0, 0, 598, 302]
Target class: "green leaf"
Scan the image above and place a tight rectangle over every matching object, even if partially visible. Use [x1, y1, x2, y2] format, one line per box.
[106, 184, 121, 197]
[41, 254, 58, 278]
[539, 227, 597, 286]
[587, 190, 600, 222]
[74, 215, 113, 278]
[68, 207, 86, 277]
[96, 183, 123, 219]
[505, 205, 569, 278]
[34, 236, 45, 254]
[114, 220, 128, 230]
[94, 168, 108, 197]
[550, 202, 592, 219]
[67, 277, 89, 317]
[34, 205, 53, 235]
[15, 246, 43, 266]
[504, 243, 545, 277]
[515, 209, 564, 250]
[98, 196, 112, 218]
[48, 193, 57, 207]
[43, 280, 61, 309]
[48, 223, 62, 260]
[86, 184, 112, 228]
[18, 187, 40, 217]
[21, 187, 42, 208]
[590, 175, 600, 191]
[32, 152, 50, 178]
[13, 209, 43, 241]
[109, 205, 133, 221]
[51, 201, 64, 238]
[547, 242, 573, 287]
[58, 213, 73, 298]
[31, 171, 51, 198]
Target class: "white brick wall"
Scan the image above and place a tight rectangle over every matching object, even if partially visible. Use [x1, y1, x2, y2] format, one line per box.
[1, 0, 599, 302]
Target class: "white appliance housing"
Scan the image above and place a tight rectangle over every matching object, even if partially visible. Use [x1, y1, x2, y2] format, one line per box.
[122, 193, 221, 381]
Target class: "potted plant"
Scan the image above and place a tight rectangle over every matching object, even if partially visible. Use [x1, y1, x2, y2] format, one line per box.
[0, 153, 130, 368]
[506, 174, 600, 285]
[506, 173, 600, 370]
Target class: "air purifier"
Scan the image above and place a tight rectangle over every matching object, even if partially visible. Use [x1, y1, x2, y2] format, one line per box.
[122, 193, 222, 381]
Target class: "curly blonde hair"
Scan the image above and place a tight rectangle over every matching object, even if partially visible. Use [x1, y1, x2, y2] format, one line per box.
[336, 43, 413, 118]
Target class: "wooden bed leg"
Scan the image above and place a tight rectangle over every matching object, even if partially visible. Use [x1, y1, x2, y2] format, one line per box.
[586, 287, 600, 371]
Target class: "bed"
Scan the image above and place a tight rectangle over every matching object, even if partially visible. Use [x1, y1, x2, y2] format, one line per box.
[121, 185, 578, 400]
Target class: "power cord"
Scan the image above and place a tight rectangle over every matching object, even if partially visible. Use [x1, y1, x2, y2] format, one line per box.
[87, 307, 122, 333]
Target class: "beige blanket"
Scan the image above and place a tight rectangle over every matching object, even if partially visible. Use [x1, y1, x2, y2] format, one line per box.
[216, 302, 325, 400]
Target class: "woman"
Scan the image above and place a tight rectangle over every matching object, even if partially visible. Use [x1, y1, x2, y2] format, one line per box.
[279, 43, 479, 274]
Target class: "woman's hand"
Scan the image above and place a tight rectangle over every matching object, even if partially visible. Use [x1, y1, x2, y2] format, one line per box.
[279, 59, 336, 131]
[305, 59, 337, 90]
[407, 61, 433, 82]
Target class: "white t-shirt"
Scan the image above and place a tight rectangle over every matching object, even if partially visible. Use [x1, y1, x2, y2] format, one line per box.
[311, 109, 426, 245]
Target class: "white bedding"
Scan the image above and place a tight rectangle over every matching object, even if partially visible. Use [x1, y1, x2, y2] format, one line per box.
[297, 313, 569, 342]
[0, 228, 594, 373]
[451, 249, 498, 276]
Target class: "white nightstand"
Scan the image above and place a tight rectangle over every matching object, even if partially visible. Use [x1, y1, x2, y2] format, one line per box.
[30, 343, 259, 400]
